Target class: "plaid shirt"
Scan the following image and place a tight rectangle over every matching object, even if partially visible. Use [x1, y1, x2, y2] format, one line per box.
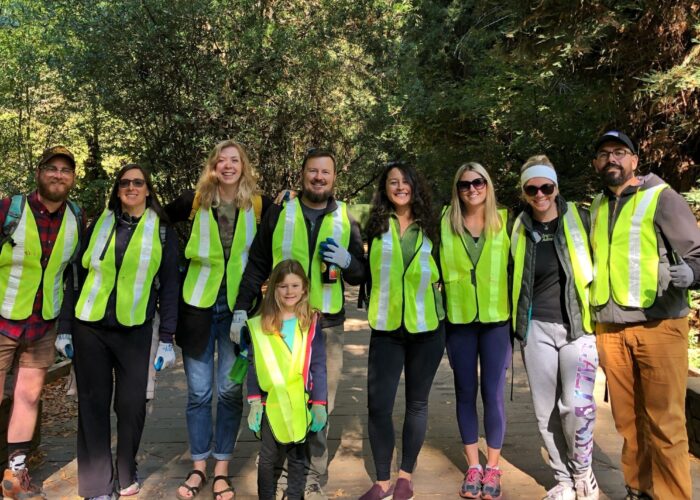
[0, 191, 79, 342]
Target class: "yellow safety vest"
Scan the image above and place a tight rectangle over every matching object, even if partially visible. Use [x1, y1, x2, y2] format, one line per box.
[247, 315, 313, 444]
[590, 184, 668, 309]
[368, 219, 440, 333]
[76, 208, 162, 326]
[511, 203, 594, 333]
[0, 199, 79, 320]
[440, 208, 510, 324]
[182, 205, 257, 310]
[271, 198, 350, 314]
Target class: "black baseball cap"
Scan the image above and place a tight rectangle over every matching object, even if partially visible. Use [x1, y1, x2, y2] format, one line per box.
[594, 131, 637, 155]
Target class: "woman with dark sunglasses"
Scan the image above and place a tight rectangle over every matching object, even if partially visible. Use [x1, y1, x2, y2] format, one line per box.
[439, 163, 512, 500]
[71, 164, 180, 499]
[510, 156, 599, 500]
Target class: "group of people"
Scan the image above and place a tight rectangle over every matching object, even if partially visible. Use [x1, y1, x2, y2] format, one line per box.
[0, 129, 696, 500]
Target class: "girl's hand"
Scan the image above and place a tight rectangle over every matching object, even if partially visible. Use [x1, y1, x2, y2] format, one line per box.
[248, 399, 263, 432]
[310, 404, 327, 432]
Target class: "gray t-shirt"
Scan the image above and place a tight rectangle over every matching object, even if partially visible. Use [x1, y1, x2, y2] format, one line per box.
[217, 201, 237, 260]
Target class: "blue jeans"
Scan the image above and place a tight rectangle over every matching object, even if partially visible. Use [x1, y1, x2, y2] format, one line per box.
[183, 293, 243, 461]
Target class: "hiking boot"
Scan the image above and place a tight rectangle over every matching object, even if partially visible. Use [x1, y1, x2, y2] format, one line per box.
[2, 468, 46, 499]
[543, 482, 575, 500]
[358, 483, 394, 500]
[573, 468, 598, 500]
[393, 478, 414, 500]
[303, 483, 327, 500]
[481, 467, 502, 500]
[459, 466, 482, 498]
[624, 486, 652, 500]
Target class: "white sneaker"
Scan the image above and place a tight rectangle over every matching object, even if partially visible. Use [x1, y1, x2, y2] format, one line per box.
[573, 469, 599, 500]
[543, 482, 576, 500]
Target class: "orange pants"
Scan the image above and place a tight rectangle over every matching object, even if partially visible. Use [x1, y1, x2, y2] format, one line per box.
[596, 318, 691, 500]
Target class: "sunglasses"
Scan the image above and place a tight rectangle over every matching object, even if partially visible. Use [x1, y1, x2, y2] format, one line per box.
[118, 178, 146, 189]
[523, 183, 556, 196]
[457, 178, 487, 192]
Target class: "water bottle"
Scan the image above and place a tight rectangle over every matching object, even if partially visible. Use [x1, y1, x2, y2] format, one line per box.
[228, 349, 249, 383]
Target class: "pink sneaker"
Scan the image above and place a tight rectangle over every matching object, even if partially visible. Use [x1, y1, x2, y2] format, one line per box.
[460, 466, 483, 498]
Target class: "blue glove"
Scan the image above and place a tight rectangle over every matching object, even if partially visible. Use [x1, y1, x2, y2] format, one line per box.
[230, 310, 248, 344]
[248, 399, 263, 433]
[55, 333, 73, 359]
[310, 404, 327, 432]
[670, 258, 694, 288]
[154, 341, 176, 371]
[319, 237, 351, 269]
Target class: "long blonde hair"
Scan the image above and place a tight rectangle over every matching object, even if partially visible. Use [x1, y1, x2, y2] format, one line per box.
[260, 260, 314, 336]
[194, 139, 258, 210]
[446, 162, 502, 236]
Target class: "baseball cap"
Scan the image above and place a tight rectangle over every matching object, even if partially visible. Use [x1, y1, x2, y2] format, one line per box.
[38, 145, 76, 170]
[594, 131, 637, 155]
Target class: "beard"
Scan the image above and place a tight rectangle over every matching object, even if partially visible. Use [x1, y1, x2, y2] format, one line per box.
[302, 185, 332, 204]
[600, 164, 633, 187]
[37, 178, 71, 203]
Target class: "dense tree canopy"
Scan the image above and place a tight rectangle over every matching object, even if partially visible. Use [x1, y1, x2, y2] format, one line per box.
[0, 0, 698, 215]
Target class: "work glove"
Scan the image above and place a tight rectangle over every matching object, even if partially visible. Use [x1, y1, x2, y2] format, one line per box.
[154, 341, 176, 371]
[319, 237, 351, 269]
[248, 399, 263, 433]
[55, 333, 73, 359]
[670, 258, 694, 289]
[230, 310, 248, 344]
[309, 404, 328, 432]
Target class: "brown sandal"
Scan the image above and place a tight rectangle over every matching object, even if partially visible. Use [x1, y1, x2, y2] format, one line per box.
[176, 470, 207, 500]
[212, 475, 235, 500]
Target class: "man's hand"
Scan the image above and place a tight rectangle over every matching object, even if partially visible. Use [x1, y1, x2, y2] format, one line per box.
[670, 258, 694, 289]
[319, 237, 351, 269]
[55, 334, 73, 359]
[154, 342, 176, 371]
[230, 310, 248, 344]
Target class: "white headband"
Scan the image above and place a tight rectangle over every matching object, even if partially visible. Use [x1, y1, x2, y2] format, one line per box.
[521, 165, 558, 187]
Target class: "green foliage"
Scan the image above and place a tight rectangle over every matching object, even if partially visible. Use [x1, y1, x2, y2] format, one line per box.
[0, 0, 698, 211]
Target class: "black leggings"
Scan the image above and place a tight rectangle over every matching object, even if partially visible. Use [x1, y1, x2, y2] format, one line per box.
[258, 415, 307, 500]
[367, 324, 445, 480]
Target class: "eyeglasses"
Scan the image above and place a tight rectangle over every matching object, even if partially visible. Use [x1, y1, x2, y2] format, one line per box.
[595, 149, 634, 162]
[457, 178, 487, 192]
[118, 178, 146, 189]
[523, 183, 556, 196]
[40, 165, 74, 176]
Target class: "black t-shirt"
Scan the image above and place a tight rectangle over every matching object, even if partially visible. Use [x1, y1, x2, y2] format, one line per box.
[531, 218, 567, 325]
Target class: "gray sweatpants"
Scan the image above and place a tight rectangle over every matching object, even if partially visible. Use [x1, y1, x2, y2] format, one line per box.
[521, 320, 598, 486]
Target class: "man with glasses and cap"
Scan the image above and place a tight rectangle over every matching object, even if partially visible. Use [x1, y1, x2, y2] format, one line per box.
[232, 148, 366, 499]
[589, 131, 700, 500]
[0, 146, 84, 499]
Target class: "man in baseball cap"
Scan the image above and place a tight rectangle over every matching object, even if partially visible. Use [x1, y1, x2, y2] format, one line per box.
[589, 130, 700, 499]
[0, 145, 84, 498]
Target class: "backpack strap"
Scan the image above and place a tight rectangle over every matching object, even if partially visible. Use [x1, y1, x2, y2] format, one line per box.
[0, 194, 26, 248]
[253, 194, 262, 224]
[188, 191, 202, 222]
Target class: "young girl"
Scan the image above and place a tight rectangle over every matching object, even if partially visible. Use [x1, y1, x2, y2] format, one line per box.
[245, 259, 328, 500]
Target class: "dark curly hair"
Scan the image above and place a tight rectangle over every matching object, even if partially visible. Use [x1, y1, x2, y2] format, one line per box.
[365, 162, 439, 245]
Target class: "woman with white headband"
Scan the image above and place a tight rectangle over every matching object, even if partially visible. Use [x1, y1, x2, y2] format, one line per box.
[510, 156, 599, 500]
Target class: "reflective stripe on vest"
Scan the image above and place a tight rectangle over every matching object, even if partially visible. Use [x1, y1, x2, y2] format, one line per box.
[271, 199, 351, 313]
[76, 209, 162, 326]
[247, 315, 311, 444]
[440, 208, 510, 324]
[368, 220, 440, 333]
[590, 184, 667, 308]
[0, 200, 79, 320]
[561, 203, 594, 333]
[510, 204, 594, 333]
[183, 205, 257, 309]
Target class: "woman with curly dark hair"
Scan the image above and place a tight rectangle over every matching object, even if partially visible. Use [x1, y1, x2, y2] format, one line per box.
[360, 162, 445, 500]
